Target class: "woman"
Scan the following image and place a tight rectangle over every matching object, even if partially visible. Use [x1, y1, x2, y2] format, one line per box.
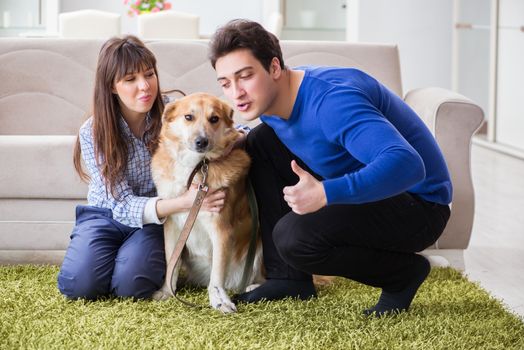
[57, 35, 225, 300]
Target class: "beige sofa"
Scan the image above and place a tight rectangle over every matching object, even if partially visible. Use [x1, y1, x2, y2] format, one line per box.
[0, 38, 483, 268]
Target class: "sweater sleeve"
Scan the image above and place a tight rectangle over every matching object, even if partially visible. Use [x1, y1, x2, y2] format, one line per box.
[319, 87, 426, 204]
[79, 121, 151, 228]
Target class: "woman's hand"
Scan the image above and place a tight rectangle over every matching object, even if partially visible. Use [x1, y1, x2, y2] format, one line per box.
[179, 184, 226, 213]
[155, 186, 227, 219]
[232, 129, 248, 150]
[222, 129, 248, 157]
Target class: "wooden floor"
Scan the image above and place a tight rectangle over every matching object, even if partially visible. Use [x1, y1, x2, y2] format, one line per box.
[464, 143, 524, 318]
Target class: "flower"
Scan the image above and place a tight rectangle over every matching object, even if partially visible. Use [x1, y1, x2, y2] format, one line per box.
[125, 0, 172, 17]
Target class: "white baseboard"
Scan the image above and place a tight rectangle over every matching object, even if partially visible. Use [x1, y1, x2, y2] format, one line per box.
[422, 249, 465, 271]
[0, 250, 65, 265]
[0, 249, 467, 273]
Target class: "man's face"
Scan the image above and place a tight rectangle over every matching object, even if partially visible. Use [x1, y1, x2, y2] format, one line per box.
[215, 49, 279, 121]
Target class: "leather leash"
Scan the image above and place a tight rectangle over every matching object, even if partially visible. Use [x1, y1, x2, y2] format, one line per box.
[165, 159, 209, 305]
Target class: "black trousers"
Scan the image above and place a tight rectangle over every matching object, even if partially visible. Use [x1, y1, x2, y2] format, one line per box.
[246, 124, 451, 292]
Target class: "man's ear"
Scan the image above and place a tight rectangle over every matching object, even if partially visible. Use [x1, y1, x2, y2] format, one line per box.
[270, 57, 282, 78]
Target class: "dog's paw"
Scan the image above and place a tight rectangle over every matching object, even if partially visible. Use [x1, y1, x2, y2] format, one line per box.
[245, 283, 261, 292]
[209, 286, 237, 314]
[152, 289, 173, 301]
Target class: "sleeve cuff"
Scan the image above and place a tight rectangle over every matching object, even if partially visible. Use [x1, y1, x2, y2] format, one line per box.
[142, 197, 166, 225]
[322, 177, 350, 205]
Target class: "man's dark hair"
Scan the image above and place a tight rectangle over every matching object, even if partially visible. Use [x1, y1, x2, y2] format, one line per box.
[209, 19, 285, 72]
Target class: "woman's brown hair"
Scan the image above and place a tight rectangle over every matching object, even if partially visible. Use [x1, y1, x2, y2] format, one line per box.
[73, 35, 164, 197]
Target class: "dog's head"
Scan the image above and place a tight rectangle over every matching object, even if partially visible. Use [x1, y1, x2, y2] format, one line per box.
[160, 92, 238, 158]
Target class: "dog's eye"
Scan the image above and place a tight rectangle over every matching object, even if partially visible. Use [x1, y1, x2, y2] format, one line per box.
[184, 114, 193, 121]
[209, 116, 219, 124]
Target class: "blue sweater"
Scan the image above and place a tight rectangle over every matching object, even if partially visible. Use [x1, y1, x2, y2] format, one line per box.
[261, 67, 452, 205]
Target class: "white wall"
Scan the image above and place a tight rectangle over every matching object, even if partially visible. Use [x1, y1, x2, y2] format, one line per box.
[348, 0, 453, 93]
[57, 0, 453, 92]
[60, 0, 263, 36]
[171, 0, 263, 35]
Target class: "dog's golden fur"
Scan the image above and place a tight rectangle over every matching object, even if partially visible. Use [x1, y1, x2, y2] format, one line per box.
[151, 92, 263, 313]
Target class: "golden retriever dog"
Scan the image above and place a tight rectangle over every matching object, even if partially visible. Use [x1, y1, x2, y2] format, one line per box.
[151, 92, 263, 313]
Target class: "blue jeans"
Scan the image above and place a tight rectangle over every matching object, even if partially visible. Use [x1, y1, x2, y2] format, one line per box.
[57, 205, 166, 300]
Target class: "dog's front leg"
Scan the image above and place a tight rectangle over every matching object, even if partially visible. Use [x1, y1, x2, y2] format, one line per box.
[153, 217, 180, 301]
[208, 231, 237, 313]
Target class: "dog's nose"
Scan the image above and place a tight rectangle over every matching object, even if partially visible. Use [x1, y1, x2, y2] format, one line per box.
[194, 136, 209, 152]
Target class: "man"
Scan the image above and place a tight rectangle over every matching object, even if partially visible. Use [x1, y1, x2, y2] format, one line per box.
[209, 19, 451, 316]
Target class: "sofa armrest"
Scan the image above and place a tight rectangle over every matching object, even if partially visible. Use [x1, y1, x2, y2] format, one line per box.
[0, 135, 88, 199]
[404, 87, 484, 249]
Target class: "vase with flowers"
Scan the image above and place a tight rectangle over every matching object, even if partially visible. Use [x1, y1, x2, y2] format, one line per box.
[125, 0, 172, 17]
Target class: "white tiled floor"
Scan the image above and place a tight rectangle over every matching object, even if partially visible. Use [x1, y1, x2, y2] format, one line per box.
[463, 143, 524, 318]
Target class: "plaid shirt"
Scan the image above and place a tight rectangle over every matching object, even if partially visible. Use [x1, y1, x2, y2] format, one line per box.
[79, 116, 157, 228]
[79, 114, 251, 228]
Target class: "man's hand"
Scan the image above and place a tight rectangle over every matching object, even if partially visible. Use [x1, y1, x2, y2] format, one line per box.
[283, 160, 327, 215]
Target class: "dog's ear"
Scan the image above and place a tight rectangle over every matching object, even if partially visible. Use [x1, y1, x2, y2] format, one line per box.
[162, 101, 179, 123]
[221, 100, 235, 124]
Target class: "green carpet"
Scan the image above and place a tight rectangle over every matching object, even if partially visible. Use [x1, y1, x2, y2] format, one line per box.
[1, 266, 523, 350]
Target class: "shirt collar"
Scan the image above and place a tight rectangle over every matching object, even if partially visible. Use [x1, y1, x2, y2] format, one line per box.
[118, 112, 152, 142]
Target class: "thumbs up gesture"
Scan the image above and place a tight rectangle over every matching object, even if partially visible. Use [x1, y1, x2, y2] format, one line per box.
[283, 160, 327, 215]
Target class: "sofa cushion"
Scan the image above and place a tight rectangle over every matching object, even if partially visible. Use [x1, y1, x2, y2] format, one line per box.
[0, 135, 87, 198]
[281, 41, 403, 97]
[0, 39, 100, 135]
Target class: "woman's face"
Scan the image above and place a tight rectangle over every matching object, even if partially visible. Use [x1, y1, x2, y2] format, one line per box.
[113, 67, 158, 120]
